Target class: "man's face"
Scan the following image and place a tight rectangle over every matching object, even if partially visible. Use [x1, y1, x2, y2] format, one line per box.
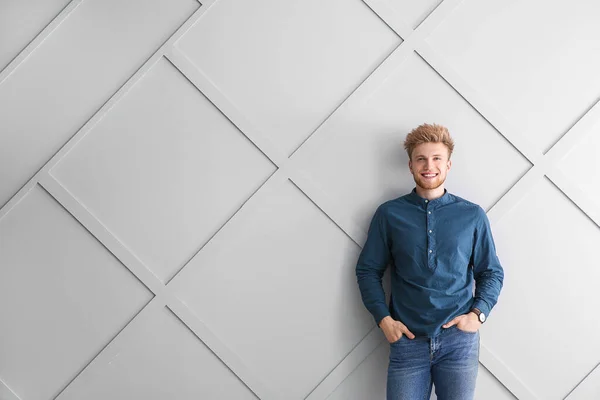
[408, 142, 452, 190]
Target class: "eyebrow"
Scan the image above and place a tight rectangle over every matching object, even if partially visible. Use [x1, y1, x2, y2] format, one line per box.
[415, 154, 444, 157]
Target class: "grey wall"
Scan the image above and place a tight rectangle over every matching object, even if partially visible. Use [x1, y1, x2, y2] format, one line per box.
[1, 0, 599, 399]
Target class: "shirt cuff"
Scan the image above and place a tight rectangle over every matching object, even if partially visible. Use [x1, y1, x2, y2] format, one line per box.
[374, 308, 391, 328]
[471, 298, 491, 318]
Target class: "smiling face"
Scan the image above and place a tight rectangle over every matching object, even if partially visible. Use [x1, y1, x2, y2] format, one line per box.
[408, 142, 452, 191]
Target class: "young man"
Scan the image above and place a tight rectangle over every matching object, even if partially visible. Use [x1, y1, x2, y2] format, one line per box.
[355, 123, 504, 400]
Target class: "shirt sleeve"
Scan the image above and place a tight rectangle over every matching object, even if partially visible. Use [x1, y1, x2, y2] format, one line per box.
[471, 206, 504, 318]
[355, 205, 392, 327]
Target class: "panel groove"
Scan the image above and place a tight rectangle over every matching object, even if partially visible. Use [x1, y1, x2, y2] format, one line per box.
[52, 297, 159, 400]
[0, 377, 21, 400]
[0, 0, 84, 84]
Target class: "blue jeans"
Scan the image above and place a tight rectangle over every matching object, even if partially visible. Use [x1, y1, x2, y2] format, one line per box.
[387, 325, 480, 400]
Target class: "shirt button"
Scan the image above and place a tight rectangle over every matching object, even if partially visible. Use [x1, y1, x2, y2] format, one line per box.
[429, 249, 432, 253]
[429, 230, 432, 233]
[425, 199, 429, 203]
[428, 211, 431, 214]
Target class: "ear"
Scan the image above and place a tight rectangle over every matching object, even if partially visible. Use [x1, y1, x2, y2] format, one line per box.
[447, 159, 452, 171]
[408, 159, 413, 173]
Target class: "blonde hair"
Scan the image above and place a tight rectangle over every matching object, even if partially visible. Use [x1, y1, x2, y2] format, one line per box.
[403, 123, 454, 160]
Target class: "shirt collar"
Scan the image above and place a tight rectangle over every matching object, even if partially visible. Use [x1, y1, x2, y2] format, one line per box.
[407, 187, 453, 207]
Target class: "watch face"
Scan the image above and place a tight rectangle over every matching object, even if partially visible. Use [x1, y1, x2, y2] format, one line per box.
[480, 313, 486, 323]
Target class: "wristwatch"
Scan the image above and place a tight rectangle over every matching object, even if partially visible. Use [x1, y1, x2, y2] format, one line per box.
[470, 308, 486, 323]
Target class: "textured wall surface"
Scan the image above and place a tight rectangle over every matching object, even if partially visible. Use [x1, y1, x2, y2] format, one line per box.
[1, 0, 599, 399]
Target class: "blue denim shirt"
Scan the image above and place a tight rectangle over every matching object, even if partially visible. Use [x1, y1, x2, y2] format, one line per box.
[356, 187, 504, 337]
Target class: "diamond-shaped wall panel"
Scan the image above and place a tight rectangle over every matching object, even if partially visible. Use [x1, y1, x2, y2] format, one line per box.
[169, 179, 374, 399]
[58, 307, 257, 400]
[293, 53, 531, 230]
[0, 186, 152, 400]
[52, 58, 276, 283]
[327, 342, 389, 400]
[176, 0, 401, 156]
[0, 0, 70, 70]
[427, 0, 600, 154]
[0, 0, 198, 208]
[557, 124, 600, 210]
[482, 178, 600, 399]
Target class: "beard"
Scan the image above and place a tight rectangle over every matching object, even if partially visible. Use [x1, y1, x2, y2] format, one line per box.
[413, 173, 446, 190]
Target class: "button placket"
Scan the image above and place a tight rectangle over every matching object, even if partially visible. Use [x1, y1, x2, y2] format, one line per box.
[426, 202, 435, 270]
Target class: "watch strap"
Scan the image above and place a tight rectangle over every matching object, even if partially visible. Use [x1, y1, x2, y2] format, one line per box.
[470, 308, 485, 323]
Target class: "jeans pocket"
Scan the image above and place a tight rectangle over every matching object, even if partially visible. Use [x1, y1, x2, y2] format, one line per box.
[456, 326, 478, 334]
[390, 335, 403, 344]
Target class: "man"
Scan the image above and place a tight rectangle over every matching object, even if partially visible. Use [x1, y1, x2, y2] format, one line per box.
[355, 123, 504, 400]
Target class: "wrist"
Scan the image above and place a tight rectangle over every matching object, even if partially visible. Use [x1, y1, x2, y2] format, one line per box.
[468, 311, 480, 321]
[378, 316, 394, 328]
[469, 307, 486, 323]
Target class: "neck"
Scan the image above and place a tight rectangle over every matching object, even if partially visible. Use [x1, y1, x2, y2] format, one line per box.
[415, 185, 446, 200]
